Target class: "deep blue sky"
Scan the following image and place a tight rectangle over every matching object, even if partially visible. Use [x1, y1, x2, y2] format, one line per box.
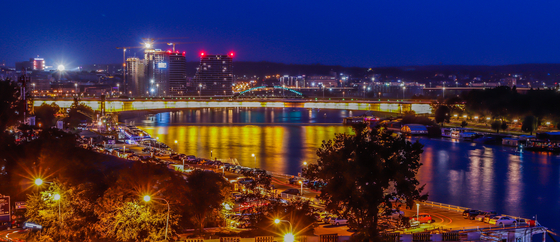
[2, 0, 560, 68]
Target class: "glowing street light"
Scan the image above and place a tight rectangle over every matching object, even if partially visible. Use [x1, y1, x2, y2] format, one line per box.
[57, 65, 65, 71]
[34, 178, 44, 186]
[298, 180, 303, 195]
[274, 219, 294, 242]
[303, 161, 307, 166]
[142, 195, 170, 240]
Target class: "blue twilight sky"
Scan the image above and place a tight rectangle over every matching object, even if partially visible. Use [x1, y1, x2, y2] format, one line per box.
[1, 0, 560, 68]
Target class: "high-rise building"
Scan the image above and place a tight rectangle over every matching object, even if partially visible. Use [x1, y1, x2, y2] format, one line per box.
[145, 49, 169, 96]
[168, 52, 187, 96]
[32, 57, 45, 71]
[126, 58, 146, 96]
[192, 54, 233, 96]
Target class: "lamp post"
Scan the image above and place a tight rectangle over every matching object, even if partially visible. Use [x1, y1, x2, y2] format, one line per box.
[34, 178, 62, 239]
[274, 219, 294, 242]
[199, 84, 202, 98]
[211, 150, 213, 158]
[174, 140, 178, 153]
[117, 83, 120, 94]
[402, 86, 406, 99]
[251, 153, 256, 164]
[298, 180, 303, 196]
[143, 195, 170, 240]
[416, 203, 420, 221]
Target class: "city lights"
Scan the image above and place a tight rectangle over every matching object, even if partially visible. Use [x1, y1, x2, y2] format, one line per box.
[57, 64, 65, 71]
[34, 178, 43, 186]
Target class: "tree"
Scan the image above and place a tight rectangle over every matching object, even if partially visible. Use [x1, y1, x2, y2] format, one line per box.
[0, 79, 25, 131]
[461, 121, 468, 128]
[185, 170, 230, 234]
[522, 116, 536, 135]
[303, 124, 427, 240]
[65, 99, 94, 129]
[434, 106, 451, 126]
[491, 121, 501, 133]
[500, 121, 508, 132]
[34, 102, 60, 128]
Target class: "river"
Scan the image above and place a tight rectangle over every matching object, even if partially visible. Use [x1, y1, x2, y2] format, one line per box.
[126, 107, 560, 236]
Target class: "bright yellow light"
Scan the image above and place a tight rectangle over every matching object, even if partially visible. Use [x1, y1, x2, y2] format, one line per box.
[34, 178, 43, 186]
[174, 140, 178, 144]
[303, 162, 307, 166]
[284, 233, 295, 242]
[145, 43, 152, 48]
[298, 180, 302, 184]
[486, 117, 491, 120]
[252, 153, 255, 157]
[143, 195, 151, 202]
[463, 115, 467, 118]
[274, 219, 281, 224]
[53, 194, 61, 201]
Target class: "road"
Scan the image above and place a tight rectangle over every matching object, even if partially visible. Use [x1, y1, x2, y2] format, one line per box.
[0, 229, 27, 241]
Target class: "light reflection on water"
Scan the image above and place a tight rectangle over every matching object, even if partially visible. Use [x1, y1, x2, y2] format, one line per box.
[128, 108, 560, 235]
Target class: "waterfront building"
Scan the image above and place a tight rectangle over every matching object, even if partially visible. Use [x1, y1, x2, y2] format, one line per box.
[168, 52, 187, 96]
[145, 49, 170, 96]
[191, 53, 233, 96]
[126, 57, 146, 96]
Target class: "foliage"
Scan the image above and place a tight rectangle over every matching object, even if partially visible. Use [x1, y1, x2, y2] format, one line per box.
[65, 99, 94, 129]
[0, 78, 25, 131]
[461, 120, 468, 128]
[522, 116, 537, 135]
[303, 124, 427, 240]
[434, 106, 451, 126]
[500, 121, 508, 131]
[185, 170, 231, 234]
[401, 114, 435, 126]
[34, 103, 60, 129]
[491, 121, 501, 133]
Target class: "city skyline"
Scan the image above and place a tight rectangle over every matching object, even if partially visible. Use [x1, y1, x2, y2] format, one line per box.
[3, 1, 560, 68]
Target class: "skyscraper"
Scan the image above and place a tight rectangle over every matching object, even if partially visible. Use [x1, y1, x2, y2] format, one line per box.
[126, 57, 146, 96]
[168, 52, 187, 96]
[145, 49, 169, 96]
[192, 53, 233, 96]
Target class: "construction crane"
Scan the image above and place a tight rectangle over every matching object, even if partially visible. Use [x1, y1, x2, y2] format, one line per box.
[158, 42, 201, 52]
[116, 46, 143, 91]
[141, 37, 190, 48]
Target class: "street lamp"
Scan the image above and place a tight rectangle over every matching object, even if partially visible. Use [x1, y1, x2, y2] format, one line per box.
[274, 219, 294, 242]
[416, 203, 420, 221]
[251, 153, 256, 163]
[174, 140, 178, 153]
[298, 180, 303, 196]
[143, 195, 170, 240]
[117, 83, 120, 94]
[402, 86, 406, 99]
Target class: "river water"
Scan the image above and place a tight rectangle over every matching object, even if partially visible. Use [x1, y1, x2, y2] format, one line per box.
[128, 107, 560, 235]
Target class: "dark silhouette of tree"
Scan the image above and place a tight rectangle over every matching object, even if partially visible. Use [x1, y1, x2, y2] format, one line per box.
[491, 121, 501, 133]
[34, 102, 60, 128]
[0, 79, 25, 131]
[434, 106, 451, 127]
[303, 124, 427, 240]
[185, 170, 230, 234]
[461, 121, 468, 128]
[522, 116, 536, 135]
[500, 121, 508, 132]
[65, 99, 94, 129]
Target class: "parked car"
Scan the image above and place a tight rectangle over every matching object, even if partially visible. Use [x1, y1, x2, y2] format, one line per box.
[484, 215, 499, 223]
[323, 215, 335, 224]
[489, 216, 517, 226]
[462, 209, 478, 217]
[281, 189, 301, 196]
[23, 221, 42, 230]
[330, 217, 348, 226]
[475, 211, 497, 222]
[288, 177, 301, 185]
[463, 210, 482, 220]
[237, 177, 254, 185]
[410, 213, 433, 224]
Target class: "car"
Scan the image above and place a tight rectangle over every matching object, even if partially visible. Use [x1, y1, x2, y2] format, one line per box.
[281, 189, 301, 196]
[475, 211, 496, 222]
[23, 221, 42, 230]
[463, 210, 482, 220]
[410, 213, 433, 224]
[237, 177, 254, 185]
[462, 209, 478, 217]
[489, 216, 517, 226]
[288, 177, 302, 185]
[330, 217, 348, 226]
[323, 215, 335, 224]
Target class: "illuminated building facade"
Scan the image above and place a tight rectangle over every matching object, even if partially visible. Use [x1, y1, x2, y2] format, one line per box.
[192, 54, 233, 96]
[145, 49, 170, 96]
[32, 58, 45, 70]
[168, 52, 187, 96]
[126, 57, 146, 96]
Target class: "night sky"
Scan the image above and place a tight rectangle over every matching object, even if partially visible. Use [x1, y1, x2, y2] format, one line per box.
[2, 0, 560, 68]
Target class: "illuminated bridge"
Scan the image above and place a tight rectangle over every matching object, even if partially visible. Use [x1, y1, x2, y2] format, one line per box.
[234, 85, 304, 97]
[32, 98, 433, 114]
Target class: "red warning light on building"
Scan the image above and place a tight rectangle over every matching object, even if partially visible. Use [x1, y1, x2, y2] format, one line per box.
[229, 52, 234, 57]
[200, 52, 205, 57]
